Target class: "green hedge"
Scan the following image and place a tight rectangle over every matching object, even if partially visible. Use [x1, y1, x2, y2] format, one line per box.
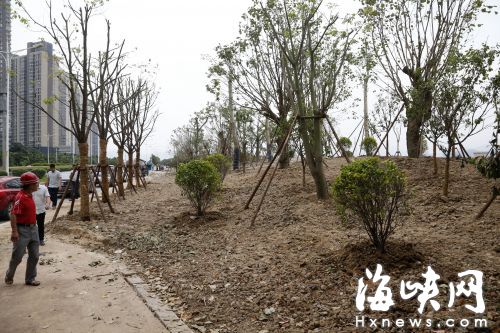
[0, 170, 7, 176]
[11, 167, 49, 178]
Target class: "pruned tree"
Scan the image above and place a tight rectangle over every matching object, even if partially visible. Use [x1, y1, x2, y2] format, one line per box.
[130, 80, 160, 187]
[208, 4, 295, 169]
[260, 0, 356, 199]
[110, 78, 142, 196]
[89, 24, 126, 203]
[361, 0, 495, 157]
[17, 0, 115, 220]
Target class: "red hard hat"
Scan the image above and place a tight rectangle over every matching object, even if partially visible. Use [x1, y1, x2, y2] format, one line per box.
[20, 172, 39, 185]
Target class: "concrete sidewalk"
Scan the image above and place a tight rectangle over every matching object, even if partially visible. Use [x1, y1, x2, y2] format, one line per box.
[0, 202, 168, 333]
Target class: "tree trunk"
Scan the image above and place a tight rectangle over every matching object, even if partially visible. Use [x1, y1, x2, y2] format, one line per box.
[265, 118, 272, 162]
[277, 133, 290, 169]
[116, 147, 125, 197]
[406, 118, 422, 158]
[299, 116, 329, 199]
[135, 149, 141, 188]
[78, 142, 90, 221]
[386, 134, 389, 157]
[433, 141, 438, 175]
[99, 138, 109, 203]
[127, 150, 134, 189]
[299, 147, 306, 187]
[443, 146, 451, 196]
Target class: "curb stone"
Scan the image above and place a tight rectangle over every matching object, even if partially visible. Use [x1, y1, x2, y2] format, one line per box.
[124, 273, 194, 333]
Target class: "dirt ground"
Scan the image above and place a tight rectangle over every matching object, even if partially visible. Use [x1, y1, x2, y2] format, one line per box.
[50, 158, 499, 332]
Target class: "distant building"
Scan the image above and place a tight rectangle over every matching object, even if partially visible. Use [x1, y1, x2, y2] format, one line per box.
[9, 41, 72, 155]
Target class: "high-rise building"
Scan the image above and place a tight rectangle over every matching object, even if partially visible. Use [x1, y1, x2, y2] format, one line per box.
[10, 41, 73, 156]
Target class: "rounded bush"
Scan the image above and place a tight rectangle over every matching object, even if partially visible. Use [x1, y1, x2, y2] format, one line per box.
[361, 137, 377, 156]
[175, 160, 222, 216]
[204, 154, 231, 181]
[338, 137, 352, 150]
[331, 157, 409, 253]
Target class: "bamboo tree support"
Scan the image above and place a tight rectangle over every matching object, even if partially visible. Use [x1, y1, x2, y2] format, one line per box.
[108, 166, 125, 200]
[109, 165, 124, 200]
[88, 166, 108, 220]
[245, 114, 298, 210]
[51, 166, 77, 224]
[90, 165, 100, 203]
[371, 129, 389, 156]
[476, 186, 498, 219]
[68, 167, 80, 215]
[325, 116, 351, 164]
[123, 167, 138, 194]
[90, 166, 115, 213]
[373, 104, 405, 156]
[52, 166, 108, 223]
[256, 126, 279, 178]
[250, 149, 283, 227]
[139, 172, 147, 189]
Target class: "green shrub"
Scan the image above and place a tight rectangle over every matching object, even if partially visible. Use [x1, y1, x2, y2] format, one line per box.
[204, 154, 231, 181]
[331, 157, 409, 253]
[0, 170, 7, 176]
[361, 137, 377, 156]
[338, 137, 352, 157]
[338, 137, 352, 150]
[175, 160, 222, 216]
[11, 167, 49, 179]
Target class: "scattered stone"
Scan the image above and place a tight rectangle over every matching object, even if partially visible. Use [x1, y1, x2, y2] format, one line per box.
[263, 307, 276, 315]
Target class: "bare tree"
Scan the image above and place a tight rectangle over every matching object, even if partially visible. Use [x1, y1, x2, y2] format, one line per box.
[130, 80, 160, 187]
[110, 78, 142, 196]
[89, 24, 126, 203]
[17, 0, 114, 220]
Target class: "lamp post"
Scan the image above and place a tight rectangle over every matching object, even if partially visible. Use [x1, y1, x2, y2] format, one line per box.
[0, 51, 10, 175]
[46, 133, 55, 164]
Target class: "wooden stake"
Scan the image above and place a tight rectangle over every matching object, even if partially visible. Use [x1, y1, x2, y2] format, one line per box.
[245, 114, 298, 209]
[68, 167, 80, 215]
[90, 166, 115, 213]
[51, 166, 77, 224]
[325, 116, 351, 163]
[374, 104, 405, 156]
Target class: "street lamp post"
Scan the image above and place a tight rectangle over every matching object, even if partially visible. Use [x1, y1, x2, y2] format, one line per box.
[46, 133, 55, 164]
[0, 51, 10, 175]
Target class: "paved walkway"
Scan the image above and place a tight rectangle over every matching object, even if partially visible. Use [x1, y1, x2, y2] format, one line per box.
[0, 200, 168, 333]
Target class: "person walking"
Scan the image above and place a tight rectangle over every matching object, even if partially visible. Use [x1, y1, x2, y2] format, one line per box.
[33, 182, 51, 245]
[5, 172, 42, 286]
[46, 163, 62, 208]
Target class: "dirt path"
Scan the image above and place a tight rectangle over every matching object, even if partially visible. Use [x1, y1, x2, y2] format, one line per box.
[0, 199, 168, 333]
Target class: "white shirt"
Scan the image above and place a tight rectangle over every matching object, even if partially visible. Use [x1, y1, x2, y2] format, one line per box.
[47, 170, 62, 188]
[33, 185, 50, 214]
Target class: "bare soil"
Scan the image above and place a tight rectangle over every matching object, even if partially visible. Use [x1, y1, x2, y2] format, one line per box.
[50, 157, 500, 332]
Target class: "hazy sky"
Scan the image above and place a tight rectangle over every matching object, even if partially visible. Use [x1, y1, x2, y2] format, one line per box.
[11, 0, 500, 159]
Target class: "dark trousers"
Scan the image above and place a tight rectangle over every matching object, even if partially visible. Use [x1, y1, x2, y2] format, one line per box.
[48, 187, 58, 207]
[36, 213, 45, 242]
[6, 224, 39, 283]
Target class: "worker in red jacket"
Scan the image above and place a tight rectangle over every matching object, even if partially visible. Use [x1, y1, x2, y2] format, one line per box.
[4, 172, 41, 286]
